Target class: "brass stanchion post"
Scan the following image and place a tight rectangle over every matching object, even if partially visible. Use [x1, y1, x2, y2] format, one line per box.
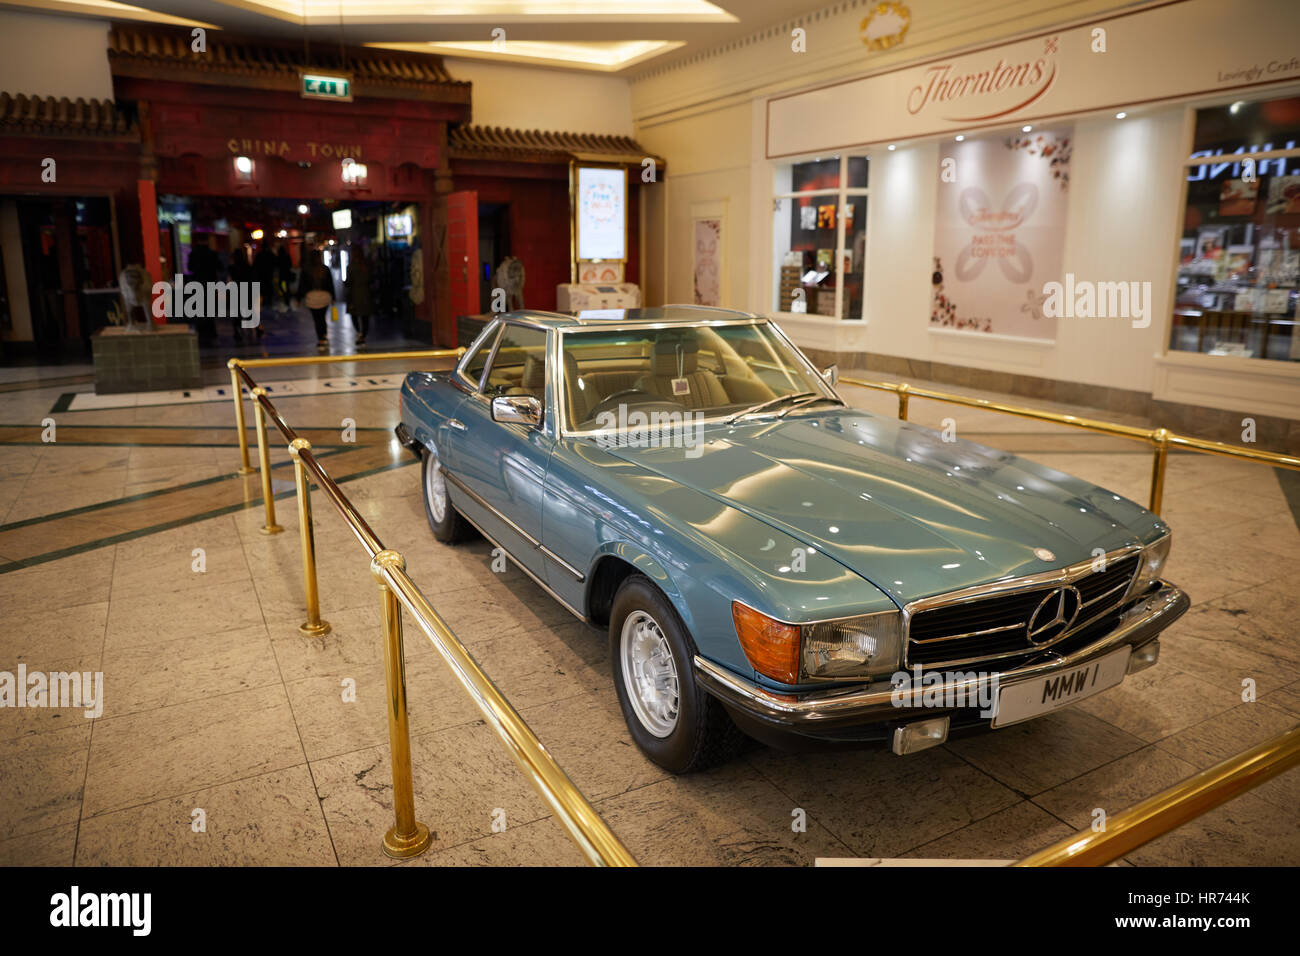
[251, 387, 283, 535]
[371, 550, 432, 859]
[897, 383, 910, 421]
[289, 438, 330, 636]
[1148, 428, 1170, 516]
[228, 360, 254, 475]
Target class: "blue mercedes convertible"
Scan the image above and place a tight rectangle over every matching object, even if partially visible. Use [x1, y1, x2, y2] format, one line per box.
[396, 306, 1188, 773]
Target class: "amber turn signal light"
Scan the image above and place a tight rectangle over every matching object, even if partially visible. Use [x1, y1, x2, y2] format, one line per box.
[732, 601, 801, 684]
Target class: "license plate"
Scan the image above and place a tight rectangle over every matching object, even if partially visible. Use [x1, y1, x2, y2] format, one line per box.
[991, 646, 1131, 728]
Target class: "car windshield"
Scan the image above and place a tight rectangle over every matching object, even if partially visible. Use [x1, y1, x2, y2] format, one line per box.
[560, 321, 834, 431]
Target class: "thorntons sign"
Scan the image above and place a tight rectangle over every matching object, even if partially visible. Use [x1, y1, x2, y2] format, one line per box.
[906, 54, 1056, 121]
[768, 0, 1300, 157]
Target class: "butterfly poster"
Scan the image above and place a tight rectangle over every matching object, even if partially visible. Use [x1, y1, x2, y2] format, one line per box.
[931, 128, 1071, 338]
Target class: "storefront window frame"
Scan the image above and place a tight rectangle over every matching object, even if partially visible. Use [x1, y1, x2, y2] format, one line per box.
[770, 153, 870, 322]
[1165, 90, 1300, 367]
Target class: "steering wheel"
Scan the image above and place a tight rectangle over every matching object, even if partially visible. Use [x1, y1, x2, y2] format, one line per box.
[588, 387, 659, 418]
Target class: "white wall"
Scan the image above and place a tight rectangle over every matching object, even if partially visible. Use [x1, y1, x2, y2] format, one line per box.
[638, 101, 751, 307]
[0, 11, 112, 101]
[446, 58, 633, 136]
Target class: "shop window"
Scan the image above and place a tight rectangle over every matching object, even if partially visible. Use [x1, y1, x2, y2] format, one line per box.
[772, 155, 868, 319]
[1171, 94, 1300, 362]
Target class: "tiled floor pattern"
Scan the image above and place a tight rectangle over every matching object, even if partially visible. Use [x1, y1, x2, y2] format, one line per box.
[0, 367, 1297, 866]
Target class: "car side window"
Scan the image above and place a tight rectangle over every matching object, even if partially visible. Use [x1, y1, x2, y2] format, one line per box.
[483, 325, 548, 400]
[457, 322, 500, 389]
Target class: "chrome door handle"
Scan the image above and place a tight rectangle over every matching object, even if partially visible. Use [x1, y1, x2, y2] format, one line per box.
[448, 419, 467, 431]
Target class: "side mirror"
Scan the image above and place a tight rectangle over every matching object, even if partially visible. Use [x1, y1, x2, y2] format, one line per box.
[491, 395, 543, 427]
[821, 364, 839, 387]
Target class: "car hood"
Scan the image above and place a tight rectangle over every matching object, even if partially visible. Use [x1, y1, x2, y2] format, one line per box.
[601, 409, 1161, 606]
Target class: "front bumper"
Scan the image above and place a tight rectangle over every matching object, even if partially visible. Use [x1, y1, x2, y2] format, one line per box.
[393, 421, 423, 458]
[694, 582, 1189, 738]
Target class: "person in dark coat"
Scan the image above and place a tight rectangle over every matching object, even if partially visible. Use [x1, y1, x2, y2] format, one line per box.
[344, 242, 375, 345]
[228, 246, 260, 343]
[297, 250, 334, 349]
[253, 243, 277, 308]
[187, 233, 222, 343]
[275, 243, 294, 308]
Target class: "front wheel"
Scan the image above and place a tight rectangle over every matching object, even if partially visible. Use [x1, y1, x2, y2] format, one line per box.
[609, 575, 745, 773]
[421, 448, 472, 543]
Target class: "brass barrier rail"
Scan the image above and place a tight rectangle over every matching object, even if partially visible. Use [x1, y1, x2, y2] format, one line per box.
[839, 377, 1300, 514]
[228, 352, 637, 866]
[1017, 724, 1300, 866]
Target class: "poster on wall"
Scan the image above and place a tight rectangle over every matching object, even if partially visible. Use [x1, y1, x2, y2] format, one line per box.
[931, 127, 1071, 338]
[576, 165, 627, 261]
[693, 218, 723, 306]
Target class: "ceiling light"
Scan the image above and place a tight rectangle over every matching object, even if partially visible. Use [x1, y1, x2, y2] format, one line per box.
[887, 144, 896, 151]
[370, 39, 685, 72]
[955, 135, 965, 142]
[1230, 101, 1245, 114]
[297, 203, 309, 215]
[1022, 125, 1032, 132]
[1115, 111, 1127, 119]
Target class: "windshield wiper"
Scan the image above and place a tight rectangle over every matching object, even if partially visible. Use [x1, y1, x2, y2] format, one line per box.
[726, 391, 815, 424]
[776, 394, 847, 418]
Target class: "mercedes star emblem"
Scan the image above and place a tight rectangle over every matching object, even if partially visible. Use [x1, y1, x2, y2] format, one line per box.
[1027, 586, 1081, 645]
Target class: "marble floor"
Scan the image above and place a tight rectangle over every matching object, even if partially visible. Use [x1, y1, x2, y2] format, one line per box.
[0, 354, 1297, 867]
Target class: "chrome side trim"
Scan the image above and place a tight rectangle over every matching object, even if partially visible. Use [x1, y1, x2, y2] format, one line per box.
[695, 583, 1188, 727]
[440, 466, 586, 583]
[452, 508, 588, 624]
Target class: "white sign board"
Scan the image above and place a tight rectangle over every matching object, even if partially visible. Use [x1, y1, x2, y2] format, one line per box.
[768, 0, 1300, 157]
[576, 166, 627, 261]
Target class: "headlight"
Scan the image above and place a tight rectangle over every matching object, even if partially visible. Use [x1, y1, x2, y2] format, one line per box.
[732, 602, 902, 684]
[1130, 533, 1172, 595]
[802, 613, 902, 680]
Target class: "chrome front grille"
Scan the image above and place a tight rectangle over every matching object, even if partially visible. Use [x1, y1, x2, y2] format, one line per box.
[905, 551, 1142, 669]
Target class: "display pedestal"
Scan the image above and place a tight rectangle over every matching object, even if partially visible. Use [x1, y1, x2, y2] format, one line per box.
[91, 325, 202, 394]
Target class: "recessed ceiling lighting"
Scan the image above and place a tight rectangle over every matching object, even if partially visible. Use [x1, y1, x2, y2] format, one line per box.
[955, 135, 965, 142]
[1022, 125, 1032, 132]
[887, 144, 896, 151]
[370, 38, 686, 71]
[1115, 111, 1127, 119]
[1230, 101, 1246, 114]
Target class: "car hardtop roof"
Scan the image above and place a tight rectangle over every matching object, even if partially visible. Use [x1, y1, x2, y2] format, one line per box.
[495, 304, 762, 331]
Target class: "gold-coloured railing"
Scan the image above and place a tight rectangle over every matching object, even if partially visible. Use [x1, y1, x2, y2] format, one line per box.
[228, 352, 637, 866]
[839, 377, 1300, 514]
[1017, 724, 1300, 866]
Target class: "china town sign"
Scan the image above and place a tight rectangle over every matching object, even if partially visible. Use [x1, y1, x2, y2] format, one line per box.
[768, 0, 1300, 157]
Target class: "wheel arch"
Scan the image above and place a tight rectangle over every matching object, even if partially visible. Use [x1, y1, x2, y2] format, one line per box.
[585, 545, 686, 630]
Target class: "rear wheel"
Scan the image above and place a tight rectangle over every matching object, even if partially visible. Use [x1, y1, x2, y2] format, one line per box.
[609, 574, 745, 773]
[422, 448, 471, 543]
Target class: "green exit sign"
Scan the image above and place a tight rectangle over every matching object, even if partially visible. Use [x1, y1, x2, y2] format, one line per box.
[300, 72, 352, 102]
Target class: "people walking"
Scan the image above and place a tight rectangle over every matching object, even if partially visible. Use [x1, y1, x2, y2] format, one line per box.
[345, 241, 375, 346]
[297, 250, 334, 349]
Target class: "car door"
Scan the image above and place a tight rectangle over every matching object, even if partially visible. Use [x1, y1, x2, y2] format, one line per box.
[445, 321, 554, 580]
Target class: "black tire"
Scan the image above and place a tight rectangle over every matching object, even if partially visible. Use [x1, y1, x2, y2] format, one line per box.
[609, 574, 746, 773]
[421, 447, 472, 543]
